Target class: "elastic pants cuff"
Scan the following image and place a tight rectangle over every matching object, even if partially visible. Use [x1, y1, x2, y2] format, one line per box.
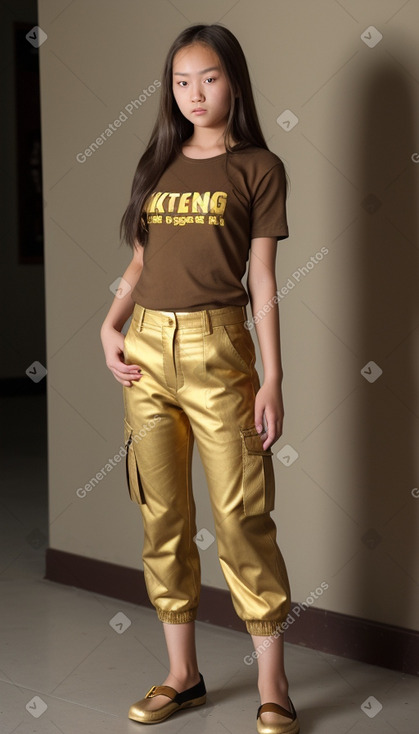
[246, 619, 284, 635]
[156, 607, 197, 624]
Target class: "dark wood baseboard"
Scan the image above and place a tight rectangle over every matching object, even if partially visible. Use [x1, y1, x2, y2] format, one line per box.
[45, 548, 418, 676]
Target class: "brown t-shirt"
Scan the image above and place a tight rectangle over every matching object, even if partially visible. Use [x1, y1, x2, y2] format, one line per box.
[131, 146, 289, 311]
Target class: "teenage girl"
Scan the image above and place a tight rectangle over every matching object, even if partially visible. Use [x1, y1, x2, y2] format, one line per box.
[100, 23, 300, 734]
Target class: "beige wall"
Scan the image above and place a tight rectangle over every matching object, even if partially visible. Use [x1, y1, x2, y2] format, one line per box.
[39, 0, 419, 633]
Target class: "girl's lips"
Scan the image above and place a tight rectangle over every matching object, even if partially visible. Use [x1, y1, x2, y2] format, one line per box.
[192, 109, 206, 114]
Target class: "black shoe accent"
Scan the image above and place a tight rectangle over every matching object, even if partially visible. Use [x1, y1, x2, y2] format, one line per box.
[173, 673, 206, 705]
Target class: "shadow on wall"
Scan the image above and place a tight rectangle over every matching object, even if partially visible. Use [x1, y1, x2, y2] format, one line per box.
[355, 54, 418, 650]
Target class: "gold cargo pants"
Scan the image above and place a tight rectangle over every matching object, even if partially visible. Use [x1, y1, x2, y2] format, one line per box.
[122, 303, 291, 635]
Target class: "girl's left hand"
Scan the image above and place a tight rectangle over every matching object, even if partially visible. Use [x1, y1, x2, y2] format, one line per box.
[254, 378, 284, 451]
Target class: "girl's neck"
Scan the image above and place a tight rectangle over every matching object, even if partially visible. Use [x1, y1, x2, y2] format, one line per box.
[182, 130, 237, 159]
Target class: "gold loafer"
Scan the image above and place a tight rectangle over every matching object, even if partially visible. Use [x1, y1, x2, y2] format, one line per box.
[128, 673, 206, 724]
[256, 697, 300, 734]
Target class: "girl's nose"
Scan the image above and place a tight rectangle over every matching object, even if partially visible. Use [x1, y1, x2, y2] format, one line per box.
[191, 85, 204, 102]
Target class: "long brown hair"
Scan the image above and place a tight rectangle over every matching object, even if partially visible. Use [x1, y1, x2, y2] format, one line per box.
[120, 24, 282, 249]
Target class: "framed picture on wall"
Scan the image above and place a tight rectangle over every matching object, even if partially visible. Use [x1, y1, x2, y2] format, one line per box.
[14, 21, 44, 264]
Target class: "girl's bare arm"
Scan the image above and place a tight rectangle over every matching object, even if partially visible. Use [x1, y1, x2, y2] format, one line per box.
[247, 237, 284, 449]
[100, 243, 144, 387]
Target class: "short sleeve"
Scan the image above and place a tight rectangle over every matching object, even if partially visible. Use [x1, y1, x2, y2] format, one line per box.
[250, 162, 289, 241]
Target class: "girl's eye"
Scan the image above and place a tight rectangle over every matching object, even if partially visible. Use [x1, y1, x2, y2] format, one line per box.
[176, 78, 216, 87]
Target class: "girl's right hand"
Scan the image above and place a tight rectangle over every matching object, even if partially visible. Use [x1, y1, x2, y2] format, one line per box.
[100, 324, 142, 387]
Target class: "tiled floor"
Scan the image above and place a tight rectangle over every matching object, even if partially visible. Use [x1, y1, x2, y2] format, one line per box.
[0, 395, 418, 733]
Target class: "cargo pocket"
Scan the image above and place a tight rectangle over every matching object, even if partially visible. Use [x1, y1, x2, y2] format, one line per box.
[124, 418, 146, 505]
[240, 426, 275, 515]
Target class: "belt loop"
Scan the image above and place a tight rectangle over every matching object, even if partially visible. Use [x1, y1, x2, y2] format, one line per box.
[202, 309, 212, 335]
[136, 305, 145, 332]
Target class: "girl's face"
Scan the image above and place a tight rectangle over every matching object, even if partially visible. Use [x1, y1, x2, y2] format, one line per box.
[172, 43, 232, 133]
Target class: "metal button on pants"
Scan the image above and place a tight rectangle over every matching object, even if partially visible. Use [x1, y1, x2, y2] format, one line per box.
[122, 303, 291, 635]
